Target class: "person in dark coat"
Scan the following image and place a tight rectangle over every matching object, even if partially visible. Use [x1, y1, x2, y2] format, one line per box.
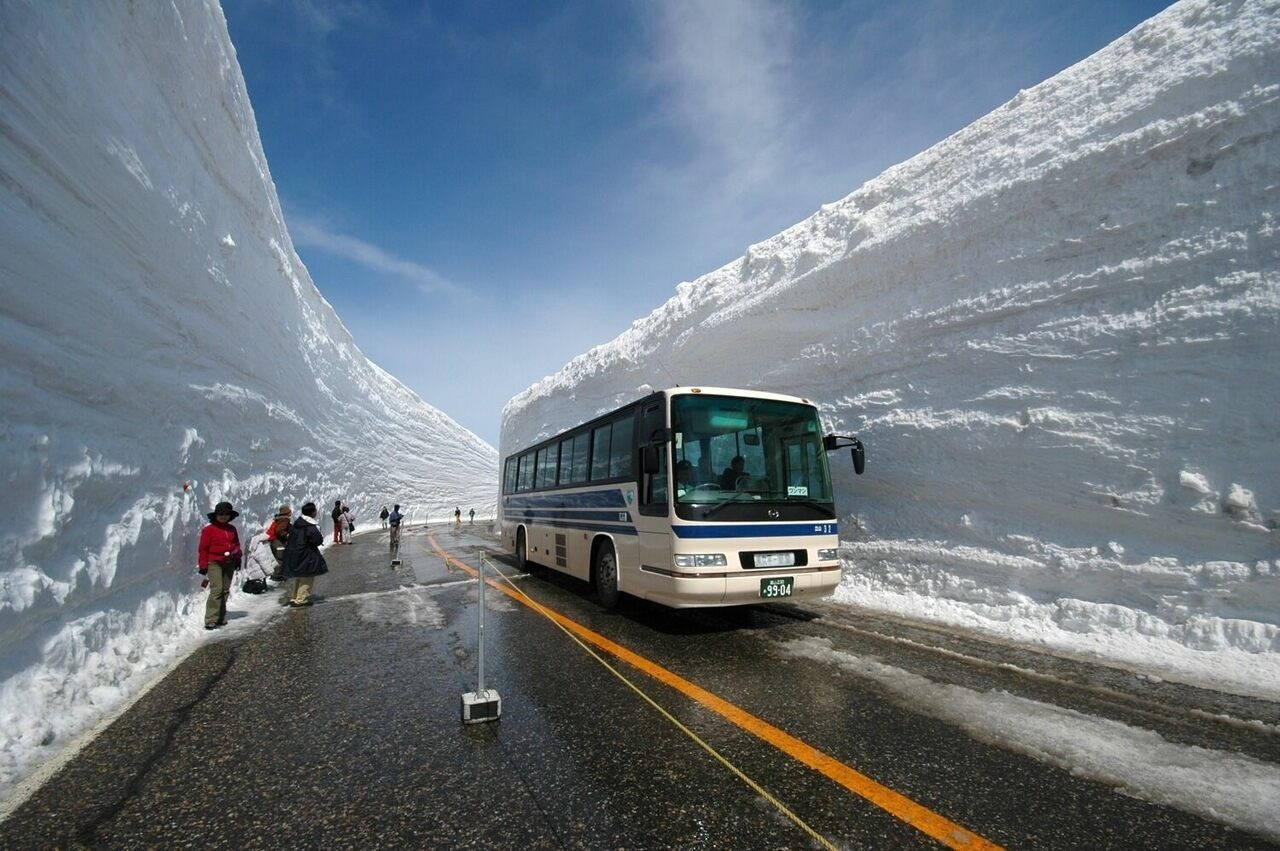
[198, 501, 242, 629]
[720, 456, 746, 490]
[331, 500, 344, 545]
[283, 501, 328, 607]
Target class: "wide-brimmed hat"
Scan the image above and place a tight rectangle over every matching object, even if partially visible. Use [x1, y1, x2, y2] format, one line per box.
[207, 501, 239, 522]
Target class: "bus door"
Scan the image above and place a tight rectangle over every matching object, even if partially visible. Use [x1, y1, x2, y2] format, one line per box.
[635, 400, 671, 593]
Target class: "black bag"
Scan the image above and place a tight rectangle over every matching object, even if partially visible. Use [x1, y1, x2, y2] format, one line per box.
[242, 577, 268, 594]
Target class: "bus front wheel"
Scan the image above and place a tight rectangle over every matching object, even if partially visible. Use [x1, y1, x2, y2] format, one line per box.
[516, 527, 529, 571]
[594, 543, 620, 609]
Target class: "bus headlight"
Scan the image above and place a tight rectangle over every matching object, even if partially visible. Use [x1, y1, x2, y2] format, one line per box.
[817, 548, 840, 562]
[674, 553, 728, 568]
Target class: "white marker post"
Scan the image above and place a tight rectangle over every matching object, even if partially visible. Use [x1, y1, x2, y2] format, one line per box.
[461, 555, 501, 723]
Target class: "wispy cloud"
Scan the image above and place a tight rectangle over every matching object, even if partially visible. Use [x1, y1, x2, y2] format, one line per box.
[289, 216, 455, 295]
[642, 0, 797, 192]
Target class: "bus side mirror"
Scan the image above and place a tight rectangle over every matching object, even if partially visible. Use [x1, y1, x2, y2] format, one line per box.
[824, 434, 866, 475]
[641, 445, 660, 475]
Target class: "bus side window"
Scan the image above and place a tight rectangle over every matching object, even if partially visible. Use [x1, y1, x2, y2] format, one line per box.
[557, 437, 574, 486]
[570, 433, 589, 483]
[590, 425, 611, 481]
[518, 453, 535, 492]
[608, 414, 634, 478]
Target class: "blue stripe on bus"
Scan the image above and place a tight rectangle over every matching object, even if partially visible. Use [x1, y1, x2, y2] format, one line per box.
[514, 518, 638, 537]
[504, 491, 627, 509]
[509, 510, 632, 524]
[672, 523, 839, 539]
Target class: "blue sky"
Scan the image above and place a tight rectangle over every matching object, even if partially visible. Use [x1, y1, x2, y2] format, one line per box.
[223, 0, 1171, 445]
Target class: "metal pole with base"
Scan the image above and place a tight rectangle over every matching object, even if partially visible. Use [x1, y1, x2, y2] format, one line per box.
[461, 554, 501, 724]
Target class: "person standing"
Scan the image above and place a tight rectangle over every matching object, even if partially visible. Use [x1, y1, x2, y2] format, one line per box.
[388, 503, 404, 551]
[339, 503, 353, 544]
[331, 500, 344, 545]
[454, 507, 461, 524]
[380, 506, 389, 529]
[267, 505, 291, 581]
[198, 501, 242, 630]
[283, 502, 328, 606]
[468, 508, 475, 524]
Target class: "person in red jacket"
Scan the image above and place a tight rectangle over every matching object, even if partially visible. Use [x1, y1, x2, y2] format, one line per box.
[198, 501, 242, 630]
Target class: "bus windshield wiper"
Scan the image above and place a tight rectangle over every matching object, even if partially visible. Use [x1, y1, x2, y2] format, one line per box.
[701, 493, 753, 518]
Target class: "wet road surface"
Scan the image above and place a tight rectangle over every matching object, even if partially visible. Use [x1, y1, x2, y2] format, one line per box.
[1, 523, 1275, 849]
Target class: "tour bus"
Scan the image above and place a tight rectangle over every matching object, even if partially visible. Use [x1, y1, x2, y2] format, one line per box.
[500, 386, 865, 608]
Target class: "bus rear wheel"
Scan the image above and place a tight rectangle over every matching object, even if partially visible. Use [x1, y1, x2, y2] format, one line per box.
[594, 543, 619, 609]
[515, 527, 529, 572]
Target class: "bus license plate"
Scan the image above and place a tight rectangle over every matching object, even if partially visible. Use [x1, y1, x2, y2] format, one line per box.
[760, 577, 793, 598]
[754, 552, 795, 568]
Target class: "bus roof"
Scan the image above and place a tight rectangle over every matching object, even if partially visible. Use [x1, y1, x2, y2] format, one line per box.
[662, 386, 819, 407]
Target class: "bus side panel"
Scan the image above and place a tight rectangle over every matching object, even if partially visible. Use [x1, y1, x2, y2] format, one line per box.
[614, 531, 640, 596]
[564, 528, 591, 581]
[531, 521, 555, 568]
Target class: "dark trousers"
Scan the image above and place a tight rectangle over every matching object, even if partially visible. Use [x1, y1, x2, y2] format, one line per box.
[204, 562, 235, 626]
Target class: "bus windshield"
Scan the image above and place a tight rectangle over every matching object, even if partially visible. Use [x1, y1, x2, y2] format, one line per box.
[670, 394, 834, 516]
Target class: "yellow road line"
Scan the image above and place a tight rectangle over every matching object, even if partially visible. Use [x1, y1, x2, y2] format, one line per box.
[428, 534, 1001, 850]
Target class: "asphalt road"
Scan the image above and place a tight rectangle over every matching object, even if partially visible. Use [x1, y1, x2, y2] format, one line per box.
[1, 523, 1275, 849]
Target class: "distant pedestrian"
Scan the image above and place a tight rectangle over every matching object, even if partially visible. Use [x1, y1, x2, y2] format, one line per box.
[283, 502, 328, 606]
[340, 503, 353, 543]
[468, 508, 475, 524]
[380, 506, 389, 529]
[266, 505, 291, 581]
[331, 500, 344, 544]
[198, 501, 242, 630]
[454, 507, 461, 524]
[388, 504, 404, 551]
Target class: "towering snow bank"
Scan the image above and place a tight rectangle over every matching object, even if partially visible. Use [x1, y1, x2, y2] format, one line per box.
[0, 1, 495, 796]
[503, 0, 1279, 694]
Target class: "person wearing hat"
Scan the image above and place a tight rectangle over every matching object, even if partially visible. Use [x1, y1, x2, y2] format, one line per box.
[266, 505, 292, 582]
[282, 501, 328, 606]
[198, 501, 242, 630]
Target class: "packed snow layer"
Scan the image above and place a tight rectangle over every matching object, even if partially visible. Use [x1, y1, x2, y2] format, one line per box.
[0, 1, 495, 798]
[503, 0, 1280, 694]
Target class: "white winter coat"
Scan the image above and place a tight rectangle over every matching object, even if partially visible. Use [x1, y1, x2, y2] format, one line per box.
[243, 532, 275, 582]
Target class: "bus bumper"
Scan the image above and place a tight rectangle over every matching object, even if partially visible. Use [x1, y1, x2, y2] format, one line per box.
[638, 565, 841, 608]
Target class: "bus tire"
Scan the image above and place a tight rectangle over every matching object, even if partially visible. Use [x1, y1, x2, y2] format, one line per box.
[516, 527, 530, 572]
[594, 542, 620, 609]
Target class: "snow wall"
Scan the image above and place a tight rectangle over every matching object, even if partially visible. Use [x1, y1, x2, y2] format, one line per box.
[502, 0, 1280, 694]
[0, 1, 496, 796]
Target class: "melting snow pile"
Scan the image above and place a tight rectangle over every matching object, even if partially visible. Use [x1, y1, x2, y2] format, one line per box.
[0, 2, 495, 798]
[503, 0, 1279, 695]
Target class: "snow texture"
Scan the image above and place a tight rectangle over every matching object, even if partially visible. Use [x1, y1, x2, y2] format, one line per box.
[781, 636, 1280, 842]
[0, 1, 495, 799]
[503, 0, 1280, 696]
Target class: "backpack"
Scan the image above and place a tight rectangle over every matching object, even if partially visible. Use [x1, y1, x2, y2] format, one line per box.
[242, 577, 268, 594]
[265, 522, 277, 542]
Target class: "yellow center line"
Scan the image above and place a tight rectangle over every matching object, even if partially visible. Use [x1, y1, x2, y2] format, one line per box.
[428, 533, 1001, 850]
